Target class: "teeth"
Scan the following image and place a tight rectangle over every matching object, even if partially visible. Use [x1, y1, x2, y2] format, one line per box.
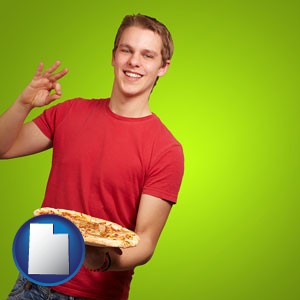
[125, 71, 142, 78]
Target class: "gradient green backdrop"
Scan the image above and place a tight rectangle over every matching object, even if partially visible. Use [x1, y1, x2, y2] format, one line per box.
[1, 0, 299, 299]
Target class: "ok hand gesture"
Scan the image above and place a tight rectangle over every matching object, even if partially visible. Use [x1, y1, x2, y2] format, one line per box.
[18, 61, 68, 108]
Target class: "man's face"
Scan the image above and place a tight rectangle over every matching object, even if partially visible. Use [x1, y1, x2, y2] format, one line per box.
[112, 26, 169, 99]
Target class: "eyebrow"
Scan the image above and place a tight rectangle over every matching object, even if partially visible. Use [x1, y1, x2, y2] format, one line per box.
[119, 43, 159, 56]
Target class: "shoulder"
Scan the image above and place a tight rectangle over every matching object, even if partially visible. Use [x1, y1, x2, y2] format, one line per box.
[151, 115, 182, 149]
[41, 98, 109, 120]
[147, 115, 184, 166]
[53, 98, 108, 111]
[33, 98, 109, 134]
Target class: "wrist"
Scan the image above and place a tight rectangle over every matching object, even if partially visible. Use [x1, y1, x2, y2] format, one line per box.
[85, 252, 111, 272]
[14, 97, 34, 112]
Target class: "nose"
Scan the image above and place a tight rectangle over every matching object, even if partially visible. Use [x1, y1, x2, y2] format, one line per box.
[128, 52, 141, 67]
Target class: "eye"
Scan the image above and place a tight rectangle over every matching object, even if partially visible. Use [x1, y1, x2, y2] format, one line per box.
[120, 48, 130, 53]
[144, 53, 154, 59]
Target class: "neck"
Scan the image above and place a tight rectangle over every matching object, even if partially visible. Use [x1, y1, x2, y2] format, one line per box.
[109, 85, 152, 118]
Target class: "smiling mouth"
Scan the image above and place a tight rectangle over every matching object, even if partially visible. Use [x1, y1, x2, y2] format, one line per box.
[124, 71, 143, 78]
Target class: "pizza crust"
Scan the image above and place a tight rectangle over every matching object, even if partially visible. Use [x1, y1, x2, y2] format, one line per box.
[33, 207, 140, 248]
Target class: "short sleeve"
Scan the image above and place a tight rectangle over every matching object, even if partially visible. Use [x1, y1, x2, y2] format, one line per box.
[33, 100, 75, 140]
[143, 144, 184, 203]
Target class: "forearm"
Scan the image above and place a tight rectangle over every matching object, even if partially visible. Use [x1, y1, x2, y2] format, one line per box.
[0, 98, 32, 156]
[109, 236, 155, 271]
[107, 196, 172, 271]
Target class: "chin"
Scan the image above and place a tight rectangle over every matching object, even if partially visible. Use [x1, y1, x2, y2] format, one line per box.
[120, 86, 149, 98]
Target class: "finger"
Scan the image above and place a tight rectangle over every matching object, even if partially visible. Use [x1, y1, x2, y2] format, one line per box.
[43, 60, 61, 77]
[50, 68, 69, 81]
[45, 93, 61, 104]
[34, 62, 44, 78]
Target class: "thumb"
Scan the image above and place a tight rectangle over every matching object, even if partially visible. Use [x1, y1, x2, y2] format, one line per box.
[53, 82, 62, 96]
[110, 247, 123, 255]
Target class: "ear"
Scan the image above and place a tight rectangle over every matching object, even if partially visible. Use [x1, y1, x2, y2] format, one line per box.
[157, 60, 170, 77]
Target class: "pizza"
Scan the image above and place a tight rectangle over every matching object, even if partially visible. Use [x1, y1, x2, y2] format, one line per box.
[33, 207, 140, 248]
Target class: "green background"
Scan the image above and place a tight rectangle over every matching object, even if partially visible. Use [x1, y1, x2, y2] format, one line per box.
[1, 0, 299, 299]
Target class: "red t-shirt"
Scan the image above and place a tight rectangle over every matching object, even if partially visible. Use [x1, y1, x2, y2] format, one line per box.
[33, 98, 184, 299]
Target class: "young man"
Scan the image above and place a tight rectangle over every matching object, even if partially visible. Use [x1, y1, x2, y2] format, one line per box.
[2, 14, 184, 299]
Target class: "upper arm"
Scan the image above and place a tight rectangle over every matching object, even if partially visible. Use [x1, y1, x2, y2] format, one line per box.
[0, 121, 52, 159]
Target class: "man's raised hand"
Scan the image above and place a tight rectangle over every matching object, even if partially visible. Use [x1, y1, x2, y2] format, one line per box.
[18, 61, 68, 108]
